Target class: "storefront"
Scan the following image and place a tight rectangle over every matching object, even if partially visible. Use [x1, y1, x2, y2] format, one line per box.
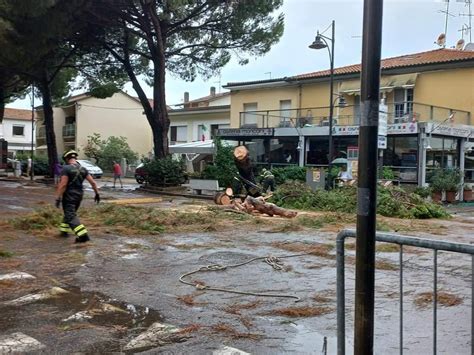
[218, 121, 474, 186]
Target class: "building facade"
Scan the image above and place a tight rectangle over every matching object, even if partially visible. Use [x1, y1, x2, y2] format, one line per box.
[168, 87, 230, 144]
[0, 108, 36, 158]
[219, 48, 474, 186]
[36, 91, 154, 160]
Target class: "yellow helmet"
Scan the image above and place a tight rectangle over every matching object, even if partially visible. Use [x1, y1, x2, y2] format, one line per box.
[63, 149, 78, 161]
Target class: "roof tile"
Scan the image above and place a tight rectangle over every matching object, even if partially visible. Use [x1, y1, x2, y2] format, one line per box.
[3, 108, 35, 121]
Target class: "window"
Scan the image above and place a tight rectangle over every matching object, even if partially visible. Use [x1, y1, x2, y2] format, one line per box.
[210, 124, 219, 139]
[12, 125, 24, 136]
[353, 96, 361, 125]
[170, 126, 187, 143]
[279, 100, 292, 125]
[394, 88, 414, 121]
[65, 116, 76, 125]
[243, 103, 258, 126]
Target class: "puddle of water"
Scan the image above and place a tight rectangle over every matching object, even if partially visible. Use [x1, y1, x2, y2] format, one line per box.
[289, 323, 338, 355]
[0, 286, 163, 353]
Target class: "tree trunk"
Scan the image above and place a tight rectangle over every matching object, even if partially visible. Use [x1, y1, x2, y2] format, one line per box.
[152, 63, 170, 159]
[39, 78, 58, 177]
[0, 86, 5, 124]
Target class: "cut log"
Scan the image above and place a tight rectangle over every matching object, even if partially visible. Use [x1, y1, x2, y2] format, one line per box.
[244, 196, 297, 218]
[214, 192, 225, 205]
[220, 194, 232, 206]
[225, 187, 233, 197]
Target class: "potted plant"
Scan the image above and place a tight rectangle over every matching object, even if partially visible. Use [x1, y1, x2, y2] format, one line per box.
[464, 183, 473, 202]
[444, 169, 461, 203]
[429, 169, 445, 203]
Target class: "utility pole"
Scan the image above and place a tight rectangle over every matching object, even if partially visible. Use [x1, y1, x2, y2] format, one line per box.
[354, 0, 383, 354]
[30, 85, 34, 181]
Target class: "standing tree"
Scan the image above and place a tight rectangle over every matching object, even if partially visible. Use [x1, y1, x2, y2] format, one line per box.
[89, 0, 284, 158]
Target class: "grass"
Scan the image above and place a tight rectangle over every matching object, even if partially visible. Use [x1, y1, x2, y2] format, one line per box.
[222, 301, 261, 315]
[8, 204, 260, 237]
[263, 306, 334, 318]
[210, 323, 262, 340]
[0, 250, 14, 258]
[414, 291, 463, 308]
[271, 241, 334, 258]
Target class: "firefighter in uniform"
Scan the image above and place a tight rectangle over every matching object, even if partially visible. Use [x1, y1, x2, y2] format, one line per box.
[55, 150, 100, 243]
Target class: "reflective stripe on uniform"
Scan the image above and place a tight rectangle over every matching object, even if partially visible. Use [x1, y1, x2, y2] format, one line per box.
[73, 224, 88, 236]
[76, 228, 88, 236]
[59, 223, 72, 233]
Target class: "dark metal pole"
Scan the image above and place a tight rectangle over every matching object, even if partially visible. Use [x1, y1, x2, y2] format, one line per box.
[30, 85, 34, 181]
[354, 0, 383, 354]
[328, 20, 335, 165]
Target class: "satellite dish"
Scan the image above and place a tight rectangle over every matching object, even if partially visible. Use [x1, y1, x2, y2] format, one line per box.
[455, 38, 465, 50]
[435, 33, 446, 47]
[465, 43, 474, 51]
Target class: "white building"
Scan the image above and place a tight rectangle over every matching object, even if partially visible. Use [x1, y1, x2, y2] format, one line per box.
[0, 108, 36, 157]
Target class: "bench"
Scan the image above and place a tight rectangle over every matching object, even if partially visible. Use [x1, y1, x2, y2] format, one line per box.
[185, 179, 221, 195]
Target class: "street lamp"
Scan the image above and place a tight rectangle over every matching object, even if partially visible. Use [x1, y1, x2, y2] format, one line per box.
[309, 20, 336, 165]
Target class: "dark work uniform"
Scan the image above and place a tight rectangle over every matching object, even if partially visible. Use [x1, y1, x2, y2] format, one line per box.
[58, 163, 89, 239]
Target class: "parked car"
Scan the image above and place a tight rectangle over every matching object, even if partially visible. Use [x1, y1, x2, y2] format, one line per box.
[135, 163, 147, 184]
[77, 160, 103, 178]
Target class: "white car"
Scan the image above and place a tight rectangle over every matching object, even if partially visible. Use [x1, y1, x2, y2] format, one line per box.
[77, 160, 103, 179]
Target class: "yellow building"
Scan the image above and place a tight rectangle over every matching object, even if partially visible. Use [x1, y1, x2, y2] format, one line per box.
[36, 91, 154, 160]
[220, 48, 474, 186]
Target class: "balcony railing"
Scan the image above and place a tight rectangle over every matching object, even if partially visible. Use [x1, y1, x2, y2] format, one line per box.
[62, 124, 76, 140]
[239, 102, 472, 129]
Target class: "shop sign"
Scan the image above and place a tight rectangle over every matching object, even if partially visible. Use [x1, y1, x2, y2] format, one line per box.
[379, 102, 388, 136]
[217, 128, 274, 137]
[430, 124, 471, 138]
[333, 126, 360, 136]
[387, 122, 418, 134]
[378, 136, 387, 149]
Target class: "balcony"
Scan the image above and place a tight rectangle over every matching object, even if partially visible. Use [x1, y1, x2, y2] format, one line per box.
[36, 126, 46, 146]
[239, 102, 472, 129]
[62, 124, 76, 141]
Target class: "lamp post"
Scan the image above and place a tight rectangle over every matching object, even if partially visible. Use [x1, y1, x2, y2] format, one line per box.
[309, 20, 335, 165]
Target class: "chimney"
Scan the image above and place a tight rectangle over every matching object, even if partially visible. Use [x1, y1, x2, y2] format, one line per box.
[184, 92, 189, 103]
[210, 86, 216, 97]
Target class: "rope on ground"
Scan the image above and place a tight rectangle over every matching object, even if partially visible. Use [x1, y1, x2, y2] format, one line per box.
[179, 252, 312, 303]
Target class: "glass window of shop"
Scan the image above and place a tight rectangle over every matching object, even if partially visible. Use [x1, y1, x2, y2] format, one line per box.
[243, 137, 299, 166]
[306, 136, 358, 165]
[465, 142, 474, 182]
[268, 137, 299, 165]
[425, 136, 459, 169]
[383, 135, 418, 182]
[306, 137, 329, 165]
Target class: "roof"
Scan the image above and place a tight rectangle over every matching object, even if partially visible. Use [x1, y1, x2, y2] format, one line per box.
[68, 90, 141, 104]
[185, 91, 230, 105]
[3, 108, 35, 121]
[169, 139, 234, 155]
[169, 104, 230, 114]
[226, 48, 474, 87]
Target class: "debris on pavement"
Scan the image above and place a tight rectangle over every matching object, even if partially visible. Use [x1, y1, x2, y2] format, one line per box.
[124, 321, 189, 351]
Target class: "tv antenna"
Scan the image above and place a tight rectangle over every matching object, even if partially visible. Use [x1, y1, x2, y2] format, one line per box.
[459, 0, 473, 42]
[264, 72, 272, 79]
[438, 0, 456, 41]
[213, 73, 222, 93]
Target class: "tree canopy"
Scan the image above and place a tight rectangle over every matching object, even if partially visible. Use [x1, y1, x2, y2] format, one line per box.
[87, 0, 284, 158]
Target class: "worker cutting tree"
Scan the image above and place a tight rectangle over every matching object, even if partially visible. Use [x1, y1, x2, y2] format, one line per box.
[55, 150, 100, 243]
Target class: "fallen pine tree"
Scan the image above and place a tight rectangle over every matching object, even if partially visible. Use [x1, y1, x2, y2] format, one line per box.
[214, 189, 297, 218]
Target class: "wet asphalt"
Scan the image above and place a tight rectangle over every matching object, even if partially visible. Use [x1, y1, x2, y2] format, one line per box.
[0, 179, 473, 354]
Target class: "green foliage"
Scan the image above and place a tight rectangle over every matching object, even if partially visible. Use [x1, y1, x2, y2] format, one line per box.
[413, 186, 432, 198]
[201, 140, 238, 187]
[14, 153, 49, 175]
[429, 169, 461, 192]
[271, 181, 449, 219]
[381, 167, 395, 180]
[0, 250, 13, 258]
[270, 166, 306, 185]
[142, 156, 186, 186]
[83, 133, 138, 171]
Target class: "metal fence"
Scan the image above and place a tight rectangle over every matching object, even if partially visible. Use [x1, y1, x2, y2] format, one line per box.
[336, 229, 474, 355]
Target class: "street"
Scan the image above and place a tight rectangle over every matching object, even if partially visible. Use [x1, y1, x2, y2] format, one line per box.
[0, 180, 473, 354]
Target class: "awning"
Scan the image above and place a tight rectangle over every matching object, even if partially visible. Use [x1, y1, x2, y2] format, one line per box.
[340, 73, 418, 95]
[169, 140, 234, 155]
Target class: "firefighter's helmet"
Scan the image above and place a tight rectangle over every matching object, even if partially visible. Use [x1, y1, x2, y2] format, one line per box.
[63, 150, 78, 162]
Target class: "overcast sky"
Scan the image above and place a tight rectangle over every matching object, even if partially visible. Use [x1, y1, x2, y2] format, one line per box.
[7, 0, 473, 109]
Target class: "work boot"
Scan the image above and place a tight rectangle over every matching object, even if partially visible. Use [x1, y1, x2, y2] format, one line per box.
[74, 234, 90, 243]
[60, 232, 69, 238]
